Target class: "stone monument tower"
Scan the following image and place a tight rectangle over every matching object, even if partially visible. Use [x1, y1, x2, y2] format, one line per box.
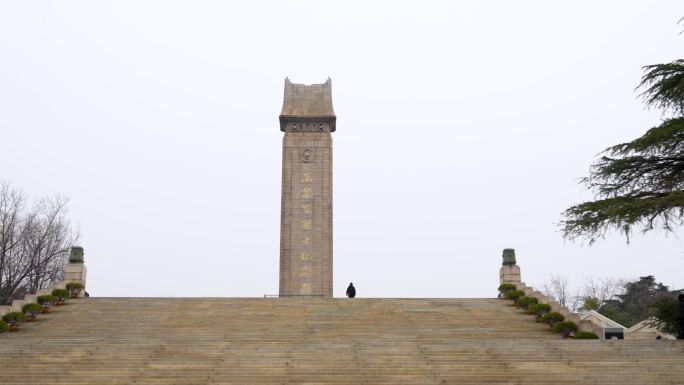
[278, 78, 335, 298]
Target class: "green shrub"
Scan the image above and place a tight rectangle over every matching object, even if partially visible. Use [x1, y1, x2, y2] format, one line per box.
[37, 295, 58, 305]
[66, 282, 84, 290]
[38, 295, 58, 312]
[508, 290, 525, 302]
[52, 289, 69, 301]
[541, 312, 565, 327]
[516, 296, 539, 310]
[66, 282, 84, 297]
[2, 312, 26, 326]
[22, 303, 43, 317]
[528, 303, 552, 320]
[582, 297, 599, 311]
[0, 319, 9, 333]
[498, 283, 517, 298]
[573, 331, 599, 339]
[552, 321, 578, 338]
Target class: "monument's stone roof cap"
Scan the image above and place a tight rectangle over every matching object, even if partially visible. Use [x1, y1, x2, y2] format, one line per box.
[279, 78, 336, 119]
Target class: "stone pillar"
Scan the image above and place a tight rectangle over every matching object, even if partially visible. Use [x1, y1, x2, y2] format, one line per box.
[499, 248, 521, 285]
[64, 246, 87, 297]
[278, 78, 336, 298]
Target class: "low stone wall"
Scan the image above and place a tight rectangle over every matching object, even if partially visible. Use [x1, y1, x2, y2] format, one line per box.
[499, 250, 599, 336]
[513, 282, 582, 328]
[4, 280, 72, 315]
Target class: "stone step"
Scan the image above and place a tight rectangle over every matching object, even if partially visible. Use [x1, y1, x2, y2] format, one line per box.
[2, 298, 683, 384]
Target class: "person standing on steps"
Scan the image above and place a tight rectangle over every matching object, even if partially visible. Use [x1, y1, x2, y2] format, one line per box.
[346, 283, 356, 298]
[676, 293, 684, 340]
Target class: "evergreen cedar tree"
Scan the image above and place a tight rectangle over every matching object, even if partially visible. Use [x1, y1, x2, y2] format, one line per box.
[561, 58, 684, 243]
[598, 275, 673, 329]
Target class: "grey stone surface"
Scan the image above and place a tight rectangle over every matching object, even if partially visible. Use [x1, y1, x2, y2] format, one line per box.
[499, 265, 521, 285]
[279, 78, 336, 132]
[279, 79, 335, 298]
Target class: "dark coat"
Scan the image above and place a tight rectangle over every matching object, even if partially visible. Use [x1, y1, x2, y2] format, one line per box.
[676, 299, 684, 321]
[346, 284, 356, 298]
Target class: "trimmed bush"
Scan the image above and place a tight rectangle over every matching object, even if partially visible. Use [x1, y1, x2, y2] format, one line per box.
[0, 319, 9, 333]
[574, 331, 599, 339]
[52, 289, 69, 301]
[2, 312, 26, 327]
[66, 282, 84, 290]
[497, 283, 517, 298]
[541, 312, 565, 327]
[22, 303, 43, 318]
[37, 295, 58, 305]
[37, 295, 58, 313]
[528, 303, 552, 320]
[516, 296, 539, 310]
[552, 321, 578, 338]
[508, 290, 525, 303]
[66, 282, 84, 298]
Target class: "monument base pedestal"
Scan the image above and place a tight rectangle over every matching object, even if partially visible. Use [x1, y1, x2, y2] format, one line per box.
[499, 264, 521, 285]
[64, 263, 87, 297]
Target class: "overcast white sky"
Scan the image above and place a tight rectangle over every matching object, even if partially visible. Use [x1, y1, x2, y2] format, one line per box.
[1, 1, 683, 298]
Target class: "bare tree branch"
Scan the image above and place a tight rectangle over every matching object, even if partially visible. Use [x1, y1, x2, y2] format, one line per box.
[0, 182, 78, 305]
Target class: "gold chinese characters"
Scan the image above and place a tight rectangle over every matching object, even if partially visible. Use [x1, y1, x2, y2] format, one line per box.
[299, 251, 312, 261]
[301, 173, 314, 183]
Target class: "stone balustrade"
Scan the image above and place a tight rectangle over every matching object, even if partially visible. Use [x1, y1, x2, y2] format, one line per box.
[2, 247, 87, 320]
[500, 248, 589, 333]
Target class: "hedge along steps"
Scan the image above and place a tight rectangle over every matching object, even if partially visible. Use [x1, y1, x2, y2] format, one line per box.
[540, 312, 565, 327]
[2, 312, 26, 331]
[508, 290, 525, 303]
[500, 281, 611, 336]
[515, 283, 581, 326]
[527, 303, 552, 321]
[552, 321, 579, 338]
[574, 331, 600, 339]
[66, 282, 84, 298]
[1, 280, 83, 335]
[5, 279, 72, 314]
[52, 289, 69, 304]
[21, 303, 44, 320]
[499, 286, 582, 338]
[2, 279, 81, 316]
[37, 295, 58, 313]
[497, 284, 517, 298]
[516, 296, 538, 311]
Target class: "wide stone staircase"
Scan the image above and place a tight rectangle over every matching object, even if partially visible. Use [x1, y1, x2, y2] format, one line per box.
[1, 297, 683, 384]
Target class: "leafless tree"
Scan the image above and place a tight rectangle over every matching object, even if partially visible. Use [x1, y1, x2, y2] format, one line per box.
[0, 182, 77, 305]
[540, 275, 625, 313]
[579, 277, 624, 311]
[540, 275, 582, 312]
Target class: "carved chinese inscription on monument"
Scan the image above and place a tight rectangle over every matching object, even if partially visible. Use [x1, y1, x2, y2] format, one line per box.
[279, 78, 335, 298]
[301, 173, 314, 183]
[297, 165, 315, 295]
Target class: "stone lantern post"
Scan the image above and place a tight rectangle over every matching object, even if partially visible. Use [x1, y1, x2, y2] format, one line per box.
[499, 248, 521, 285]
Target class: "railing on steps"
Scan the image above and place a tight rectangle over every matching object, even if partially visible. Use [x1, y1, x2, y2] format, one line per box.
[2, 279, 75, 316]
[513, 281, 602, 336]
